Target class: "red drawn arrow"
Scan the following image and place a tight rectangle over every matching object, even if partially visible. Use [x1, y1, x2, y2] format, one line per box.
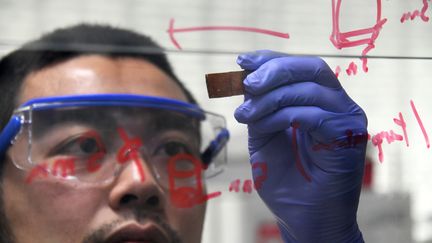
[167, 18, 290, 50]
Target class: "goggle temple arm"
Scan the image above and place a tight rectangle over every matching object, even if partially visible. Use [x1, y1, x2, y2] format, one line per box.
[0, 116, 22, 160]
[200, 128, 230, 169]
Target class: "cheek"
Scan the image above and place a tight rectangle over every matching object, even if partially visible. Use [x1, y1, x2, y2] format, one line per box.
[3, 170, 107, 243]
[30, 182, 104, 222]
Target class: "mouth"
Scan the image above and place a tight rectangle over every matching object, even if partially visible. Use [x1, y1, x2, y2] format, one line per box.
[104, 222, 171, 243]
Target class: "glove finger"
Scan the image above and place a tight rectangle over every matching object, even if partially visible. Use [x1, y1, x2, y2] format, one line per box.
[234, 82, 357, 123]
[243, 56, 341, 95]
[248, 106, 366, 142]
[236, 50, 288, 70]
[249, 106, 330, 132]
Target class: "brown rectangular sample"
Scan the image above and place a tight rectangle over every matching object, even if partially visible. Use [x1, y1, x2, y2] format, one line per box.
[205, 70, 249, 98]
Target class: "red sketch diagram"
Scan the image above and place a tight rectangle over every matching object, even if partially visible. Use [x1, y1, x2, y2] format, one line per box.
[167, 153, 222, 208]
[400, 0, 430, 23]
[330, 0, 388, 75]
[167, 18, 290, 50]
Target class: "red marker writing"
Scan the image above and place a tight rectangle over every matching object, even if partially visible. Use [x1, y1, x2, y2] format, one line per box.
[117, 127, 146, 182]
[242, 179, 254, 194]
[79, 130, 106, 173]
[25, 163, 49, 184]
[330, 0, 387, 72]
[167, 18, 289, 50]
[371, 130, 404, 163]
[410, 100, 430, 149]
[334, 66, 342, 78]
[400, 0, 429, 23]
[168, 153, 221, 208]
[252, 162, 268, 190]
[228, 177, 266, 193]
[312, 130, 369, 151]
[346, 62, 358, 76]
[229, 179, 241, 193]
[291, 122, 312, 182]
[393, 112, 409, 147]
[52, 157, 75, 178]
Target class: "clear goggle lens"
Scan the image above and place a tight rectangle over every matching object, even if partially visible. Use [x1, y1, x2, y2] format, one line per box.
[7, 96, 228, 187]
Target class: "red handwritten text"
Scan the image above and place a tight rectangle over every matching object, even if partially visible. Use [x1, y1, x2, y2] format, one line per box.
[393, 112, 409, 147]
[25, 163, 49, 184]
[346, 62, 358, 76]
[229, 179, 241, 192]
[167, 18, 290, 50]
[228, 179, 255, 194]
[252, 162, 268, 190]
[256, 222, 283, 243]
[242, 180, 254, 194]
[228, 162, 268, 193]
[80, 130, 106, 173]
[410, 100, 430, 148]
[312, 130, 369, 152]
[334, 65, 342, 78]
[371, 130, 403, 162]
[292, 122, 312, 182]
[400, 0, 430, 23]
[52, 157, 75, 178]
[117, 127, 146, 182]
[366, 100, 432, 163]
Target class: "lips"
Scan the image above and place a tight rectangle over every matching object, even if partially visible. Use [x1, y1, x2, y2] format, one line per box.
[104, 222, 171, 243]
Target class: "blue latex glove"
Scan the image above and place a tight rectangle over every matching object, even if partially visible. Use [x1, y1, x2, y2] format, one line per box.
[234, 50, 368, 243]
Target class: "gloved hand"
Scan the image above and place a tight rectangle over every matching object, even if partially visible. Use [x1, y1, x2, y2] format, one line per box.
[234, 50, 368, 243]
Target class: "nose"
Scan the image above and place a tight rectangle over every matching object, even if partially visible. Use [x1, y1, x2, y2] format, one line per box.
[108, 154, 165, 212]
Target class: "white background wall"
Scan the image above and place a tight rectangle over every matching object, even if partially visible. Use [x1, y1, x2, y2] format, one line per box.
[1, 0, 432, 242]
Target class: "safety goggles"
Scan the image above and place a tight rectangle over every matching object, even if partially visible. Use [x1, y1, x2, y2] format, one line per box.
[0, 94, 229, 188]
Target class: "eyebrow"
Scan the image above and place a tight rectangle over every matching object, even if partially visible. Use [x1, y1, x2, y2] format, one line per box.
[31, 108, 118, 139]
[153, 111, 199, 133]
[31, 107, 200, 140]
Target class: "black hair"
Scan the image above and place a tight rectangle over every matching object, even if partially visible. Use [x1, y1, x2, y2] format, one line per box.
[0, 23, 197, 131]
[0, 23, 198, 174]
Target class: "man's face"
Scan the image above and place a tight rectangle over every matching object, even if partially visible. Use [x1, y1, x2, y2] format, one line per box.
[1, 55, 206, 243]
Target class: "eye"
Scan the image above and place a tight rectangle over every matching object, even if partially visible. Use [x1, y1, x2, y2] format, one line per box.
[78, 137, 101, 154]
[49, 133, 106, 157]
[154, 141, 192, 157]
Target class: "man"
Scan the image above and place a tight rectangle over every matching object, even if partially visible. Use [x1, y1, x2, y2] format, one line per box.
[0, 24, 367, 243]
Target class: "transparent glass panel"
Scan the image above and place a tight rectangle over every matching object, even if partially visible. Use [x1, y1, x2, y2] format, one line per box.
[1, 0, 431, 242]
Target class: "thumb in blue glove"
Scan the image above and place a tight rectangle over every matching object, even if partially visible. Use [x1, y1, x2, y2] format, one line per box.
[234, 50, 368, 243]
